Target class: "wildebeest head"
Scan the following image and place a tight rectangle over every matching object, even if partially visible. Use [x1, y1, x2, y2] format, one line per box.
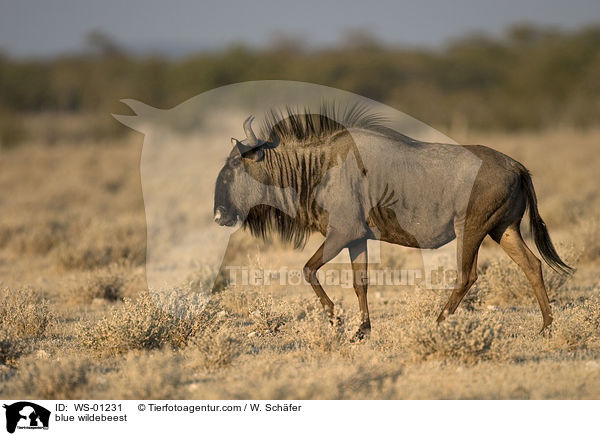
[214, 115, 270, 226]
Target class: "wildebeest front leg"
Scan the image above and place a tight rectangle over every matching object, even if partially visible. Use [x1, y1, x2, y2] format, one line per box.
[303, 232, 359, 325]
[349, 239, 370, 342]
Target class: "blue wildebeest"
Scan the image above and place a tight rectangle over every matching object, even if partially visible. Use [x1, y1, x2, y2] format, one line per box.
[213, 104, 572, 340]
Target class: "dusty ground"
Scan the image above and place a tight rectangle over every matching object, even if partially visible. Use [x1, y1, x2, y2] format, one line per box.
[0, 120, 599, 399]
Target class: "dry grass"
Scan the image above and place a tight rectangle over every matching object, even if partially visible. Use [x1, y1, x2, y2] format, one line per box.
[53, 217, 146, 270]
[552, 297, 600, 352]
[68, 264, 144, 304]
[187, 328, 240, 371]
[101, 350, 187, 399]
[0, 288, 52, 367]
[77, 290, 211, 356]
[5, 353, 96, 399]
[402, 310, 504, 364]
[0, 122, 599, 399]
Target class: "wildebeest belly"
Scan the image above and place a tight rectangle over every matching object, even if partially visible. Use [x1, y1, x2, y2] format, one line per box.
[366, 204, 456, 249]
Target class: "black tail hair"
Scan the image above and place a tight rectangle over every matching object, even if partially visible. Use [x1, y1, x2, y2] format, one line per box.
[521, 170, 574, 275]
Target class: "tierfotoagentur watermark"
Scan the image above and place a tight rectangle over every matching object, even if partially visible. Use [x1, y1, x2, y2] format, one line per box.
[225, 265, 459, 289]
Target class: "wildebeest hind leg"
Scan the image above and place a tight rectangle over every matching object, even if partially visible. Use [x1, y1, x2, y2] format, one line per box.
[447, 251, 479, 315]
[436, 233, 482, 323]
[497, 223, 553, 332]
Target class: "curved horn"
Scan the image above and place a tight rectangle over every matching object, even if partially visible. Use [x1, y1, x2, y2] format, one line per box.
[243, 115, 259, 146]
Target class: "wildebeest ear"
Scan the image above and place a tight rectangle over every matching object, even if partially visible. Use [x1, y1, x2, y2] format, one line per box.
[231, 137, 239, 146]
[243, 147, 265, 162]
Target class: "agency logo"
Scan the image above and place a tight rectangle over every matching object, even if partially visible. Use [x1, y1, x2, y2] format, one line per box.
[3, 402, 50, 434]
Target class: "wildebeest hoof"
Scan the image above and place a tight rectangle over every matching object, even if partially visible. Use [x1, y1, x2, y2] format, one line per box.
[539, 319, 553, 335]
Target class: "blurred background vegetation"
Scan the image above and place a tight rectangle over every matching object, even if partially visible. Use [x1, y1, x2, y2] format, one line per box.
[1, 23, 600, 145]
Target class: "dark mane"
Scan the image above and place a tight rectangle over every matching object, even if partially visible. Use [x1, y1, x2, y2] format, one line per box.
[259, 101, 387, 145]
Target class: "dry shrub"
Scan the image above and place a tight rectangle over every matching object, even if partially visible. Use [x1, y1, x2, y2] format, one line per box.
[286, 302, 346, 352]
[0, 340, 25, 370]
[187, 328, 240, 371]
[55, 217, 145, 270]
[403, 313, 504, 364]
[247, 294, 287, 334]
[0, 289, 50, 337]
[475, 242, 580, 307]
[0, 288, 52, 366]
[103, 350, 186, 399]
[78, 290, 211, 355]
[7, 353, 95, 399]
[85, 272, 124, 302]
[217, 288, 249, 317]
[69, 264, 143, 304]
[0, 219, 69, 256]
[218, 288, 288, 334]
[552, 296, 600, 351]
[372, 289, 445, 357]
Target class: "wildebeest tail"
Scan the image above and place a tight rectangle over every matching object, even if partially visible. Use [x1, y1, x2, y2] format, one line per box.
[520, 169, 574, 275]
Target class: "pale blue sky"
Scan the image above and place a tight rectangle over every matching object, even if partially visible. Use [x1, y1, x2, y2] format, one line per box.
[0, 0, 599, 57]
